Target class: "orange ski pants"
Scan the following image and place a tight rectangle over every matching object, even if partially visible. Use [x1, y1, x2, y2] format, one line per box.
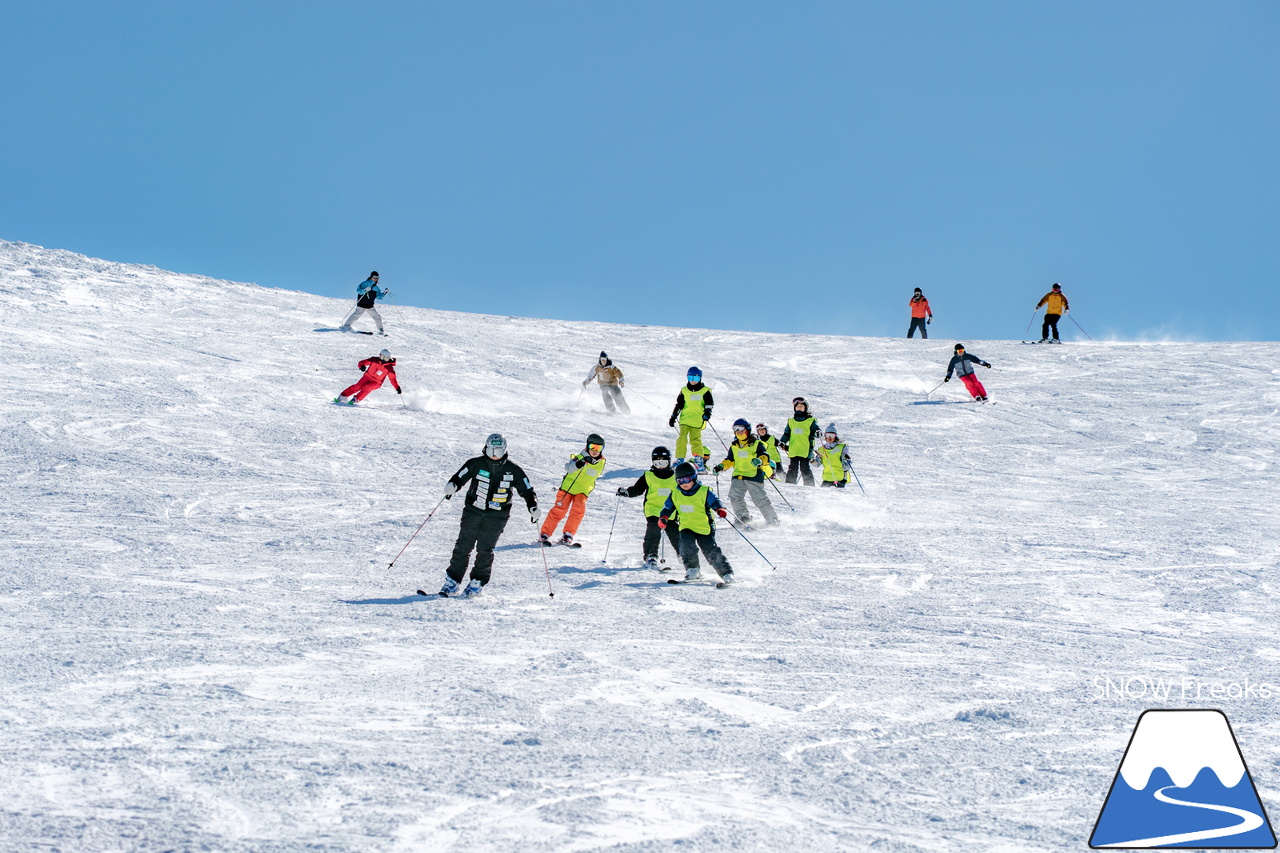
[540, 490, 590, 538]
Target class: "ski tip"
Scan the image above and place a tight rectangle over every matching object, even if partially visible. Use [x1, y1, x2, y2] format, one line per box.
[416, 589, 430, 596]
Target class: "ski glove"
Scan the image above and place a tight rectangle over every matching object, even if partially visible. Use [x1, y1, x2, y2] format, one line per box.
[573, 455, 587, 469]
[943, 377, 950, 382]
[668, 417, 676, 428]
[715, 508, 727, 518]
[616, 487, 628, 496]
[528, 506, 541, 524]
[396, 388, 402, 394]
[926, 317, 931, 324]
[657, 517, 668, 529]
[444, 483, 458, 500]
[983, 363, 991, 369]
[712, 464, 724, 474]
[702, 412, 711, 422]
[751, 458, 762, 468]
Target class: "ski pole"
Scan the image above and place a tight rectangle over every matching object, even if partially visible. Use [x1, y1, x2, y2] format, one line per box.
[846, 463, 866, 495]
[539, 536, 556, 597]
[723, 516, 778, 570]
[576, 385, 585, 405]
[1067, 314, 1094, 340]
[925, 381, 945, 399]
[601, 492, 621, 564]
[707, 421, 731, 453]
[628, 389, 662, 410]
[766, 474, 796, 511]
[1024, 308, 1040, 337]
[386, 496, 447, 570]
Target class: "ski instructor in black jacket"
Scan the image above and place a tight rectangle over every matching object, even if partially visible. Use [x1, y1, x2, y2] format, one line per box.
[431, 433, 539, 598]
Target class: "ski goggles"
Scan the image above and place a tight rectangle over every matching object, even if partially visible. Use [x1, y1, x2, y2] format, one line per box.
[676, 474, 698, 487]
[824, 433, 838, 442]
[653, 459, 670, 468]
[755, 424, 767, 432]
[733, 425, 749, 434]
[587, 443, 603, 452]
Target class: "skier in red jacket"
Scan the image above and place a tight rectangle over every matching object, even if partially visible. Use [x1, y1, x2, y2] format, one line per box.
[335, 349, 402, 405]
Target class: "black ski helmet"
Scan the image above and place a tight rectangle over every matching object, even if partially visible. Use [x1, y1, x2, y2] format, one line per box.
[674, 461, 698, 482]
[652, 446, 672, 461]
[1051, 282, 1061, 291]
[586, 433, 605, 448]
[955, 343, 966, 352]
[793, 396, 808, 412]
[370, 271, 379, 278]
[913, 287, 922, 294]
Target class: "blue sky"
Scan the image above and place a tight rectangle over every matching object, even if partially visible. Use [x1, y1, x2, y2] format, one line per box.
[3, 2, 1277, 341]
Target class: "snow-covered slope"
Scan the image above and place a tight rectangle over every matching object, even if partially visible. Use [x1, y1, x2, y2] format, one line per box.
[2, 239, 1278, 851]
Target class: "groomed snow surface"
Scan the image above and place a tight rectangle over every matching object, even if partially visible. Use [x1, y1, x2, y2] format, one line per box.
[2, 240, 1278, 852]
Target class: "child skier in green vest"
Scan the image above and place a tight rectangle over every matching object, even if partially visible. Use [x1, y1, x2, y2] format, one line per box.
[669, 366, 714, 469]
[540, 433, 607, 546]
[658, 462, 735, 586]
[713, 419, 780, 527]
[779, 397, 821, 486]
[754, 423, 782, 479]
[813, 423, 853, 488]
[616, 446, 681, 570]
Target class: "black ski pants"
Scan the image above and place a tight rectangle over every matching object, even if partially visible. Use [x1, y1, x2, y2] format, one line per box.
[447, 506, 510, 586]
[600, 384, 630, 415]
[643, 515, 680, 561]
[678, 529, 733, 577]
[1042, 313, 1061, 341]
[907, 317, 928, 339]
[785, 456, 815, 486]
[820, 480, 847, 488]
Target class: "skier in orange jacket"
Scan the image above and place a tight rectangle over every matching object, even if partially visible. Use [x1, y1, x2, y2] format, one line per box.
[908, 288, 933, 339]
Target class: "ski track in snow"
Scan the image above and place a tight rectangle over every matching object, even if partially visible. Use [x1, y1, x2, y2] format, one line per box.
[2, 239, 1279, 851]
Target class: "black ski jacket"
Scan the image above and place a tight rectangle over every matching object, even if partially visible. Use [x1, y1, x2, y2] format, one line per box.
[779, 413, 820, 452]
[620, 466, 677, 497]
[448, 455, 537, 514]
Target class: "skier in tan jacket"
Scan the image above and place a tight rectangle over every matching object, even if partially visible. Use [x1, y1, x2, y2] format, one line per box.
[1035, 283, 1070, 343]
[583, 351, 630, 415]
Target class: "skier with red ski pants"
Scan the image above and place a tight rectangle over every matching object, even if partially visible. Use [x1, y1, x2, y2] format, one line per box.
[944, 343, 991, 402]
[337, 349, 402, 404]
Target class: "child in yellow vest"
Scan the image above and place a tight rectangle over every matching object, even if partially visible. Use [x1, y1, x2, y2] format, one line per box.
[616, 446, 681, 570]
[813, 423, 853, 488]
[540, 433, 606, 546]
[668, 366, 713, 468]
[658, 462, 735, 586]
[713, 419, 780, 526]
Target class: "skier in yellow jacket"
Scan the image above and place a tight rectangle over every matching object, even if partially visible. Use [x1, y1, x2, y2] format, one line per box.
[1036, 283, 1070, 344]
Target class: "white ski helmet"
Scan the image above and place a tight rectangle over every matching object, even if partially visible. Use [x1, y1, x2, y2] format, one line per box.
[484, 433, 508, 460]
[379, 349, 392, 361]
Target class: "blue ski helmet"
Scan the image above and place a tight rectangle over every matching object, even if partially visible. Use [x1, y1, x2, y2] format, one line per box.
[687, 366, 702, 381]
[732, 418, 751, 432]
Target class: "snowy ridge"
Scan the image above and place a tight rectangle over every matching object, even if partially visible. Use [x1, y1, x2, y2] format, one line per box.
[3, 239, 1280, 851]
[1118, 710, 1246, 790]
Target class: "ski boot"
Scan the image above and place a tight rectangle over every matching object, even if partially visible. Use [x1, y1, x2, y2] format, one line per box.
[684, 567, 702, 582]
[462, 579, 483, 598]
[439, 577, 460, 597]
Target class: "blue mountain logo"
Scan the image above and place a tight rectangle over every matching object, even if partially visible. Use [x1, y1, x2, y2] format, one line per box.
[1091, 709, 1276, 848]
